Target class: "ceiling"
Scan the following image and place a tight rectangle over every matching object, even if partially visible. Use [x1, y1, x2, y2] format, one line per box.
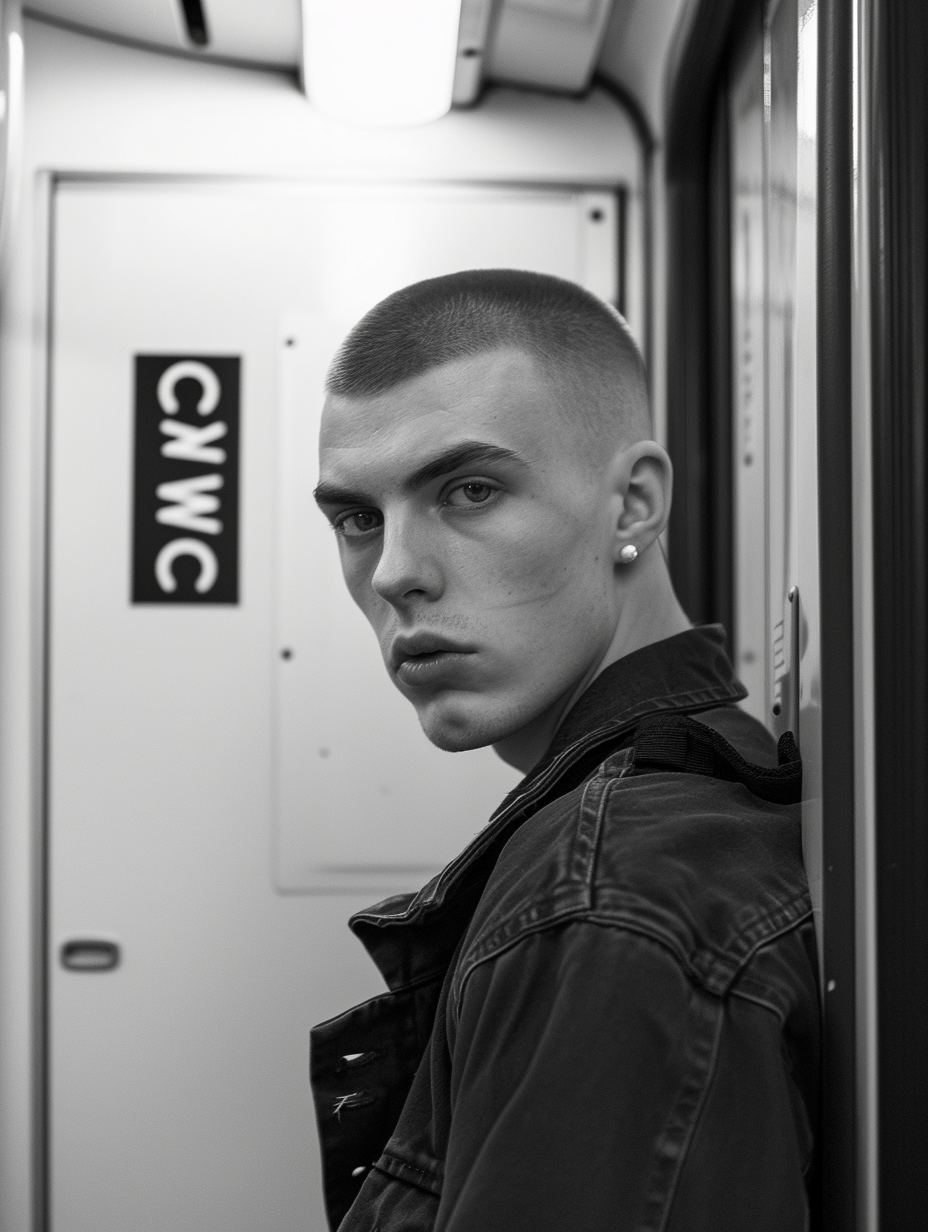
[23, 0, 690, 136]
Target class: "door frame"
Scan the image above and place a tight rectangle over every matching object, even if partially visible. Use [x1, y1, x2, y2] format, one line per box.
[664, 2, 860, 1227]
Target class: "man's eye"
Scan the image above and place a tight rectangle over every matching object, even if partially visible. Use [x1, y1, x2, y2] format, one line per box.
[333, 510, 382, 537]
[445, 482, 496, 507]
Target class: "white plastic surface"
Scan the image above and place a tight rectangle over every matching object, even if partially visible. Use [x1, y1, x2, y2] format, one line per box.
[0, 20, 643, 1232]
[26, 0, 302, 66]
[488, 0, 614, 92]
[45, 176, 619, 1229]
[273, 186, 617, 893]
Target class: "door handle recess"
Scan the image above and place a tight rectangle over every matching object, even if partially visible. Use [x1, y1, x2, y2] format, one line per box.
[60, 939, 120, 972]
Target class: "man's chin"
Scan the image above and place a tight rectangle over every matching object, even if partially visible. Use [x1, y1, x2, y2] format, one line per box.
[413, 696, 513, 754]
[417, 719, 495, 754]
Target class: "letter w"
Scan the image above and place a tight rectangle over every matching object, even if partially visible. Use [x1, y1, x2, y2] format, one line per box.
[160, 419, 227, 464]
[156, 474, 223, 535]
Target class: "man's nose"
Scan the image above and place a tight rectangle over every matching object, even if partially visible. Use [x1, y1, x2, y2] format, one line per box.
[370, 515, 443, 607]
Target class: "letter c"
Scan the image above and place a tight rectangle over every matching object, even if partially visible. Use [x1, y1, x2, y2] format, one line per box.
[157, 361, 221, 416]
[155, 538, 219, 594]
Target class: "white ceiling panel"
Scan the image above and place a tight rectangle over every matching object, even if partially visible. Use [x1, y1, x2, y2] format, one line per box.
[486, 0, 615, 92]
[26, 0, 691, 126]
[26, 0, 302, 67]
[202, 0, 300, 64]
[27, 0, 184, 47]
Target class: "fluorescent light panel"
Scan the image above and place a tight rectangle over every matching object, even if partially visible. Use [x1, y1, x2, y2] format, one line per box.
[302, 0, 464, 127]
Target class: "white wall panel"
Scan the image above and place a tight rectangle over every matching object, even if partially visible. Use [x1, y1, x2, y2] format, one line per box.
[47, 176, 621, 1228]
[0, 20, 644, 1232]
[273, 186, 616, 894]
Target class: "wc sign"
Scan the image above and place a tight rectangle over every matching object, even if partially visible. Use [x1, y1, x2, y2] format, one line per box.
[132, 355, 241, 604]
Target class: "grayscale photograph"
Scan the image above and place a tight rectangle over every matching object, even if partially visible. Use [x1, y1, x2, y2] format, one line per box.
[0, 1, 924, 1230]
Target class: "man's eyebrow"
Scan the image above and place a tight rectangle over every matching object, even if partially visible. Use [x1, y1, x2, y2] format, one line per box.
[313, 480, 373, 509]
[403, 442, 527, 492]
[313, 442, 527, 509]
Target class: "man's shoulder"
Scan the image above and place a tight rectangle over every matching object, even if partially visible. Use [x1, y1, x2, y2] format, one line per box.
[456, 705, 812, 1000]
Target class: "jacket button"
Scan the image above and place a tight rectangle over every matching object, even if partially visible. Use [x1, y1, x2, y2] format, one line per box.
[351, 1165, 368, 1178]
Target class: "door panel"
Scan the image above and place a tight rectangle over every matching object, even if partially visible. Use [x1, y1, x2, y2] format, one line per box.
[48, 179, 620, 1230]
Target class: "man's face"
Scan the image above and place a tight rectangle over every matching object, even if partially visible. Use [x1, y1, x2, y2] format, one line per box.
[315, 349, 622, 754]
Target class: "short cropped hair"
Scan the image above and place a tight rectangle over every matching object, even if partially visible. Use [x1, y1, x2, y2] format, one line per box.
[326, 269, 650, 443]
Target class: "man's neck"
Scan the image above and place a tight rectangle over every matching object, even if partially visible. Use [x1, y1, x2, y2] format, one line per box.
[493, 554, 691, 774]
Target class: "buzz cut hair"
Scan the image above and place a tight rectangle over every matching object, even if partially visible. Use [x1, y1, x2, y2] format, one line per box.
[325, 269, 651, 443]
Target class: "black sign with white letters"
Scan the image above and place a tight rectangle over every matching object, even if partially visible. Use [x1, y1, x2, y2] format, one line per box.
[131, 355, 241, 604]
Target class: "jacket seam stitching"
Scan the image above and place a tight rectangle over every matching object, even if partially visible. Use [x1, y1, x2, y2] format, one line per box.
[461, 874, 812, 971]
[468, 887, 813, 968]
[588, 776, 611, 897]
[452, 894, 814, 1013]
[453, 916, 698, 1016]
[379, 1149, 442, 1185]
[727, 981, 790, 1023]
[639, 991, 725, 1232]
[574, 772, 617, 906]
[372, 1154, 443, 1198]
[727, 903, 815, 977]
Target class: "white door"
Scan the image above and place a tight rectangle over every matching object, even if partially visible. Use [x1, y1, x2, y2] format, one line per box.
[47, 178, 623, 1231]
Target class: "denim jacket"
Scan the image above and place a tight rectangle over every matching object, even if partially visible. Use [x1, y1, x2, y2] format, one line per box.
[310, 627, 820, 1231]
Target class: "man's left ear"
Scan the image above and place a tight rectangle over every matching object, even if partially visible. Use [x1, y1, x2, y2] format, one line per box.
[607, 440, 673, 563]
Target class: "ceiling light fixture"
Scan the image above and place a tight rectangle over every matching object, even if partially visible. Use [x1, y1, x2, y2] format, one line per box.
[302, 0, 464, 127]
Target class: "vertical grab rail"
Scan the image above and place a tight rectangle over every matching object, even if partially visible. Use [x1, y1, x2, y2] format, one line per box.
[0, 24, 24, 284]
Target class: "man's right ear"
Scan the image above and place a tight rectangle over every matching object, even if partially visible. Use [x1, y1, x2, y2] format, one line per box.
[607, 440, 673, 565]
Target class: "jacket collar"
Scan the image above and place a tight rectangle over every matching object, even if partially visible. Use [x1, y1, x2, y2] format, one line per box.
[526, 623, 746, 779]
[350, 626, 746, 989]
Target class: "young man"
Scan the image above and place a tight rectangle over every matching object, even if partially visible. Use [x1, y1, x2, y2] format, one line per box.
[310, 270, 819, 1231]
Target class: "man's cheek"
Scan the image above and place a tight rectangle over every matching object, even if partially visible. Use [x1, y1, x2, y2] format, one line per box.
[343, 570, 387, 635]
[476, 544, 589, 610]
[340, 551, 371, 599]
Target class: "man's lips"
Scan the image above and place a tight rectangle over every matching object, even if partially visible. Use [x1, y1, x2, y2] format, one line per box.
[390, 635, 477, 688]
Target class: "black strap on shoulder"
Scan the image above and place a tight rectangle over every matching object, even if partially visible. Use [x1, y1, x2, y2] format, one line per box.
[630, 713, 802, 806]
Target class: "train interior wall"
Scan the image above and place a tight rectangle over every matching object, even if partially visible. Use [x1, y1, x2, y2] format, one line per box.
[0, 12, 655, 1231]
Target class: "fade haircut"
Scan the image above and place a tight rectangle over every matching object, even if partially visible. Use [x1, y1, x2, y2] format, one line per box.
[325, 269, 651, 446]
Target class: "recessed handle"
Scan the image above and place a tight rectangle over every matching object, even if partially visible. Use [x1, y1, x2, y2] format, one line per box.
[60, 940, 120, 972]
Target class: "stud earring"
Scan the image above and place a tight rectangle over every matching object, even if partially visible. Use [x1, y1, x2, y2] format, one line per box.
[619, 544, 639, 564]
